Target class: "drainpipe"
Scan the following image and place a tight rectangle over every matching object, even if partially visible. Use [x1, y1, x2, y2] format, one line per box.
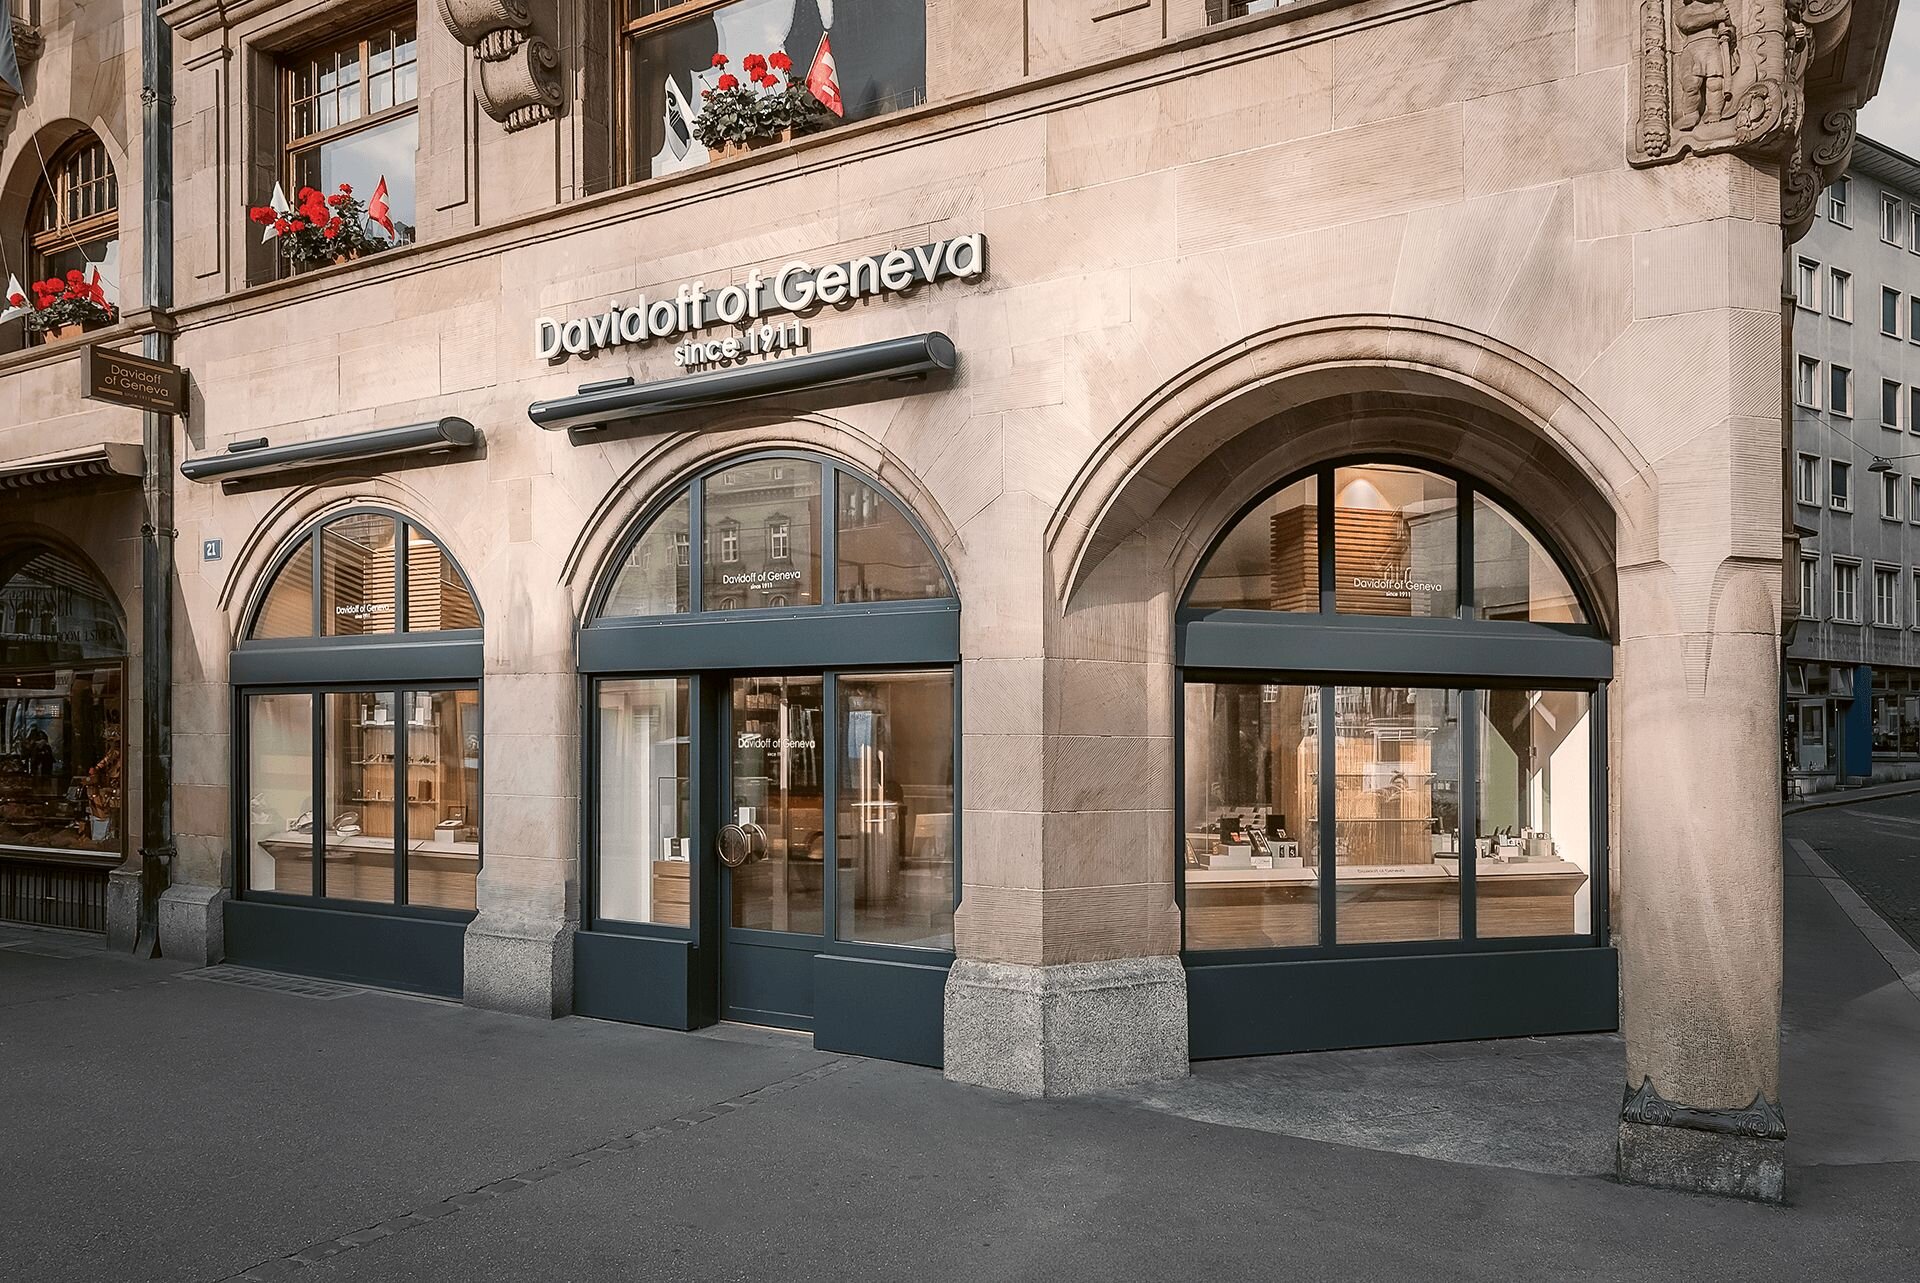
[135, 0, 174, 954]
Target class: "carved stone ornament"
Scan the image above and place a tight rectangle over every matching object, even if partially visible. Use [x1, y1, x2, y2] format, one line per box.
[437, 0, 561, 133]
[0, 14, 47, 139]
[1620, 1078, 1789, 1140]
[1632, 0, 1858, 240]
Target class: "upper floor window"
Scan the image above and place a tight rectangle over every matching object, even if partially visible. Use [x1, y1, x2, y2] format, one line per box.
[619, 0, 926, 182]
[1883, 194, 1905, 247]
[1829, 267, 1852, 321]
[1800, 556, 1819, 621]
[1795, 453, 1821, 504]
[1207, 0, 1284, 18]
[1828, 178, 1851, 225]
[1883, 287, 1903, 338]
[1795, 258, 1819, 310]
[283, 19, 419, 252]
[1795, 355, 1820, 408]
[1832, 459, 1853, 512]
[1831, 364, 1854, 416]
[28, 132, 120, 310]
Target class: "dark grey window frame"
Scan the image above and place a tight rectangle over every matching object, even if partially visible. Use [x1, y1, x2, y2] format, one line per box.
[1175, 458, 1613, 966]
[229, 506, 484, 922]
[577, 451, 961, 968]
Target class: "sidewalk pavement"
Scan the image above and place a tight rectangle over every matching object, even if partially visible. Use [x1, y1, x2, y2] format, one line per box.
[5, 810, 1920, 1281]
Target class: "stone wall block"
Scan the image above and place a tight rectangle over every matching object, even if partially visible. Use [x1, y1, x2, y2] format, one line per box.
[944, 956, 1187, 1096]
[1332, 0, 1572, 130]
[1462, 67, 1626, 199]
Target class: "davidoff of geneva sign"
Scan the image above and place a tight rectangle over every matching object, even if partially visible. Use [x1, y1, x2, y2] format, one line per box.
[534, 234, 986, 363]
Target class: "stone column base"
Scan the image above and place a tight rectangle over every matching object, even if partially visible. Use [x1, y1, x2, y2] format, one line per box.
[1616, 1121, 1786, 1202]
[463, 915, 573, 1018]
[104, 867, 142, 952]
[157, 884, 227, 965]
[943, 956, 1188, 1096]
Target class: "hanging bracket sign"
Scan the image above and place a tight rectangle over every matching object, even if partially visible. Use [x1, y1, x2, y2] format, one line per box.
[82, 344, 189, 416]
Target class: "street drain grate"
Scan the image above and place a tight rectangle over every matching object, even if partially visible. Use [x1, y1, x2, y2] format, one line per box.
[185, 966, 366, 1000]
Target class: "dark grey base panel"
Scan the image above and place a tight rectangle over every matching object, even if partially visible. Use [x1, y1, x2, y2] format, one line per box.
[224, 898, 466, 998]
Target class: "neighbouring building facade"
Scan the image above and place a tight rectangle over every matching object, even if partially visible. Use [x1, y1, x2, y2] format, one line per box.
[1786, 136, 1920, 793]
[0, 0, 1900, 1201]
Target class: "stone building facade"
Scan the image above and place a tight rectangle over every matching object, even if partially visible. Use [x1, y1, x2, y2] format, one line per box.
[1785, 137, 1920, 791]
[0, 0, 1900, 1201]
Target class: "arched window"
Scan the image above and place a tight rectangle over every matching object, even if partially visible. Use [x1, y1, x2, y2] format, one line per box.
[578, 453, 957, 1056]
[232, 511, 482, 970]
[0, 549, 126, 894]
[28, 133, 119, 309]
[1178, 461, 1609, 963]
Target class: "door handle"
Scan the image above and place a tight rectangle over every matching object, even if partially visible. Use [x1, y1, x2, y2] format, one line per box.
[718, 822, 768, 868]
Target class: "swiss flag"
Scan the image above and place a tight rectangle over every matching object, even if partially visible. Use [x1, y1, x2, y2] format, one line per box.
[806, 34, 843, 118]
[367, 176, 395, 240]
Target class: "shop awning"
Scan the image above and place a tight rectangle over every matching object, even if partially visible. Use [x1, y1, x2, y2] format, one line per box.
[528, 332, 958, 438]
[179, 418, 479, 485]
[0, 442, 145, 492]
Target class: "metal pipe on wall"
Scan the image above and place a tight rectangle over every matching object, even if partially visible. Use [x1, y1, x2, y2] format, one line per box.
[136, 0, 175, 954]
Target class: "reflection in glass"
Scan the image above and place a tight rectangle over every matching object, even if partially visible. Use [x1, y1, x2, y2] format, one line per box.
[729, 676, 824, 934]
[0, 550, 127, 662]
[406, 529, 481, 632]
[836, 476, 951, 603]
[1182, 682, 1320, 949]
[247, 693, 313, 893]
[321, 515, 398, 637]
[1331, 686, 1461, 943]
[254, 538, 316, 639]
[596, 678, 691, 924]
[292, 114, 419, 248]
[324, 691, 396, 902]
[1477, 690, 1592, 937]
[0, 667, 124, 856]
[1186, 478, 1317, 612]
[603, 494, 693, 618]
[1332, 465, 1457, 618]
[404, 689, 482, 910]
[627, 0, 927, 180]
[836, 671, 954, 948]
[702, 460, 821, 610]
[1472, 496, 1585, 625]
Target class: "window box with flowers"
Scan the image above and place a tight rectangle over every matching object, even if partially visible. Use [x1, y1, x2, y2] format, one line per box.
[692, 52, 830, 160]
[12, 271, 118, 344]
[247, 183, 395, 271]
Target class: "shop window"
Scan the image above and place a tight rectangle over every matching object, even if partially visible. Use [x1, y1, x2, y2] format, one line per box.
[1884, 287, 1903, 338]
[26, 132, 120, 314]
[237, 510, 482, 913]
[594, 677, 691, 925]
[1180, 461, 1604, 954]
[282, 18, 418, 256]
[1828, 178, 1851, 225]
[1875, 565, 1902, 627]
[1796, 453, 1821, 505]
[1831, 365, 1853, 417]
[1833, 560, 1860, 622]
[605, 493, 694, 617]
[619, 0, 926, 183]
[1884, 194, 1904, 246]
[1795, 258, 1819, 310]
[1885, 379, 1905, 429]
[0, 549, 126, 863]
[1800, 557, 1819, 620]
[835, 669, 954, 947]
[1795, 355, 1820, 408]
[1829, 268, 1852, 321]
[1831, 460, 1852, 512]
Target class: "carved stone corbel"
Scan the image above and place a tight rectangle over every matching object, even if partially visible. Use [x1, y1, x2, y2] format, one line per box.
[437, 0, 561, 133]
[1631, 0, 1857, 242]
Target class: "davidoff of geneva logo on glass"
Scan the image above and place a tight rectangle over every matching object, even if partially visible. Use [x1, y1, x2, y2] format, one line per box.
[1352, 564, 1446, 598]
[534, 234, 986, 363]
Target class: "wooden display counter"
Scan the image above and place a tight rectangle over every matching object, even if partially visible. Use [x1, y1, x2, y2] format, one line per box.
[258, 832, 479, 910]
[1184, 857, 1585, 948]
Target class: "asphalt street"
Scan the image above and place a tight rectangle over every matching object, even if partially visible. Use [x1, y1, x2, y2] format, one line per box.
[4, 802, 1920, 1282]
[1788, 786, 1920, 951]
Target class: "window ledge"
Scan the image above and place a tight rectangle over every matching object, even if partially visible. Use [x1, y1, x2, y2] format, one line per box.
[0, 310, 172, 382]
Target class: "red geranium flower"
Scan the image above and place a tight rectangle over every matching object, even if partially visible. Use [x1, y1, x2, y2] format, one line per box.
[66, 269, 84, 284]
[337, 182, 352, 195]
[744, 52, 767, 73]
[274, 218, 292, 234]
[248, 206, 273, 224]
[7, 293, 22, 307]
[711, 53, 727, 67]
[769, 51, 792, 71]
[327, 193, 346, 206]
[297, 187, 318, 201]
[760, 74, 779, 89]
[716, 73, 739, 91]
